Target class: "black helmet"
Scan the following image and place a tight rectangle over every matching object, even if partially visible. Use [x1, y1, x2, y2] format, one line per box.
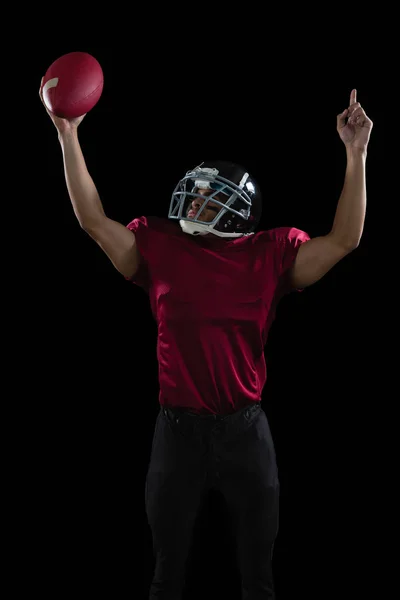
[168, 160, 262, 237]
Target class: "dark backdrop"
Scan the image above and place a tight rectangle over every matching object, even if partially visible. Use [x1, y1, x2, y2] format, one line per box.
[18, 45, 386, 599]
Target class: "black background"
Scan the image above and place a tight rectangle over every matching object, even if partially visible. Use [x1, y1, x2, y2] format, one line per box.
[13, 42, 388, 599]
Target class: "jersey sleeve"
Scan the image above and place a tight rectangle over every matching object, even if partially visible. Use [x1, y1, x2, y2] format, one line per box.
[273, 226, 311, 297]
[124, 216, 151, 291]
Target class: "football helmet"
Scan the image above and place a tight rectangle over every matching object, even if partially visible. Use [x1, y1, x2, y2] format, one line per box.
[168, 160, 262, 237]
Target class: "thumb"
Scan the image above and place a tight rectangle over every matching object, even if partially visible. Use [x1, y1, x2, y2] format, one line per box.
[337, 108, 348, 130]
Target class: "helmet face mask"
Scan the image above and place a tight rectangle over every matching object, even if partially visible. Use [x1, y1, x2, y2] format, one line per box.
[168, 161, 262, 237]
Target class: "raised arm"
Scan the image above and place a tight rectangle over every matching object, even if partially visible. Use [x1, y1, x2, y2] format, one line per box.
[39, 79, 141, 279]
[289, 89, 373, 290]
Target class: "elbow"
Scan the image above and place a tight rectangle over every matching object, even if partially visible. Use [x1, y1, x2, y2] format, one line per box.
[342, 241, 359, 254]
[80, 217, 106, 235]
[330, 229, 362, 252]
[78, 219, 92, 232]
[336, 234, 362, 253]
[347, 238, 361, 252]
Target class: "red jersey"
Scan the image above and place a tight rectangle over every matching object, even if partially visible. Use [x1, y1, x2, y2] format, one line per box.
[126, 216, 310, 415]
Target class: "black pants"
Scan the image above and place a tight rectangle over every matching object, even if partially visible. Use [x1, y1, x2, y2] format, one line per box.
[145, 401, 280, 599]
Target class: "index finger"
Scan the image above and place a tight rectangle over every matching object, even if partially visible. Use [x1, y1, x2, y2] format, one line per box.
[350, 88, 357, 105]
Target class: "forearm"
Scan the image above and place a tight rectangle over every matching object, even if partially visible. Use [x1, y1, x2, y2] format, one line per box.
[330, 147, 367, 249]
[59, 129, 106, 228]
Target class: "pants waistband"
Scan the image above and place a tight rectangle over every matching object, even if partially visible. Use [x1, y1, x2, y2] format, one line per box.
[163, 401, 260, 423]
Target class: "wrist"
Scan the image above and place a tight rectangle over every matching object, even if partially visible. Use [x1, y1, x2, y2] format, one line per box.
[345, 145, 367, 161]
[58, 127, 79, 144]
